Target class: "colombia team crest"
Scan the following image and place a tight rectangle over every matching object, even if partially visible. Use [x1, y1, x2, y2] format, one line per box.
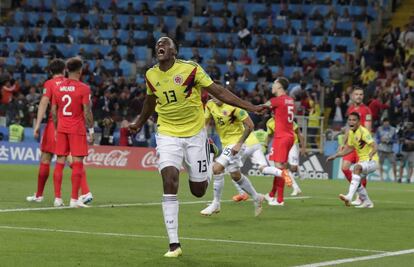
[173, 75, 183, 85]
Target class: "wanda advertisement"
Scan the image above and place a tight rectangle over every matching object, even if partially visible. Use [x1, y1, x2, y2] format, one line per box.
[83, 146, 158, 170]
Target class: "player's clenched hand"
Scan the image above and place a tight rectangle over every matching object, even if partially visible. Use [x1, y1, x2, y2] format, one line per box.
[128, 123, 142, 134]
[253, 104, 269, 115]
[231, 143, 242, 156]
[87, 132, 95, 145]
[326, 155, 336, 163]
[34, 125, 40, 139]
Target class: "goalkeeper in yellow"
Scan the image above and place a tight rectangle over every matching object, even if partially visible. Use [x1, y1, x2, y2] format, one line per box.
[327, 112, 377, 208]
[201, 96, 264, 217]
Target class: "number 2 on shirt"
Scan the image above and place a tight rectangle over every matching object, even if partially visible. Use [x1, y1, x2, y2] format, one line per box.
[287, 105, 294, 123]
[62, 94, 72, 116]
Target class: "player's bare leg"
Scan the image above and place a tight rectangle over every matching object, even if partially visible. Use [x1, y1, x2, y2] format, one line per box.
[161, 166, 182, 257]
[27, 152, 53, 203]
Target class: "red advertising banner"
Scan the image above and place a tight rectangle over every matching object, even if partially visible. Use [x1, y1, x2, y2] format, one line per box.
[83, 145, 158, 171]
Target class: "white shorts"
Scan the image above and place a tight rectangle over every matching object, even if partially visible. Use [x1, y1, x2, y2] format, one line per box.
[216, 144, 246, 173]
[288, 143, 300, 166]
[155, 128, 211, 182]
[357, 160, 378, 175]
[242, 143, 268, 167]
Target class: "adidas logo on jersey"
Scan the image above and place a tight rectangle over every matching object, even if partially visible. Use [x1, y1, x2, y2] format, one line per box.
[299, 155, 329, 180]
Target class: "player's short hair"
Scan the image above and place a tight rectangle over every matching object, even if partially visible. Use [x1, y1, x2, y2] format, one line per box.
[349, 112, 360, 121]
[48, 59, 65, 75]
[352, 86, 364, 92]
[171, 37, 179, 55]
[66, 57, 83, 73]
[275, 77, 289, 91]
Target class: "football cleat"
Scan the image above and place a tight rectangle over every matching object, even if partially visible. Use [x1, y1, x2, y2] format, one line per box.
[268, 199, 284, 206]
[79, 192, 93, 204]
[254, 194, 265, 216]
[281, 169, 293, 187]
[26, 194, 44, 203]
[164, 247, 182, 258]
[339, 194, 351, 207]
[351, 197, 362, 206]
[232, 193, 249, 202]
[69, 199, 90, 208]
[200, 202, 220, 216]
[53, 198, 64, 207]
[290, 189, 302, 196]
[355, 201, 374, 209]
[264, 193, 274, 204]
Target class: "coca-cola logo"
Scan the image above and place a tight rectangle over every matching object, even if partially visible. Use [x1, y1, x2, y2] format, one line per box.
[84, 148, 130, 167]
[141, 151, 158, 168]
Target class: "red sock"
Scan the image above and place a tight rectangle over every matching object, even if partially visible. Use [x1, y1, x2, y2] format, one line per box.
[35, 163, 50, 197]
[71, 162, 83, 200]
[53, 162, 65, 198]
[80, 168, 90, 195]
[342, 169, 352, 183]
[361, 178, 367, 188]
[276, 177, 285, 203]
[269, 176, 277, 198]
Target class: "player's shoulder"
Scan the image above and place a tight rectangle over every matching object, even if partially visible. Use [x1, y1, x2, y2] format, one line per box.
[206, 99, 215, 108]
[146, 64, 160, 75]
[176, 59, 199, 68]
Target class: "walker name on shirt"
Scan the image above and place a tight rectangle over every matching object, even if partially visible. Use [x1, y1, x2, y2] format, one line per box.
[59, 86, 75, 92]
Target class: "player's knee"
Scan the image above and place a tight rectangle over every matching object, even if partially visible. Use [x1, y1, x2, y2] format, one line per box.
[189, 181, 207, 198]
[354, 164, 363, 174]
[230, 172, 241, 181]
[212, 163, 224, 175]
[290, 165, 298, 172]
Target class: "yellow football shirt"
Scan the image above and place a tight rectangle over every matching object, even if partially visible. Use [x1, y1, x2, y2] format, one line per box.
[266, 117, 299, 144]
[245, 132, 260, 147]
[347, 126, 379, 162]
[205, 100, 249, 147]
[145, 59, 213, 137]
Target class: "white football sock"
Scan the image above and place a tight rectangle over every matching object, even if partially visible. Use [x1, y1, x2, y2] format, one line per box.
[262, 166, 282, 177]
[162, 194, 179, 244]
[346, 174, 361, 200]
[232, 179, 245, 195]
[213, 173, 225, 203]
[236, 174, 259, 200]
[289, 170, 301, 192]
[357, 186, 372, 203]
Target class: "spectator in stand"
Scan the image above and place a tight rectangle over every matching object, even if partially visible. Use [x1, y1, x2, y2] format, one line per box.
[283, 20, 297, 35]
[329, 59, 346, 97]
[8, 117, 24, 142]
[398, 122, 414, 183]
[312, 21, 325, 36]
[110, 15, 121, 30]
[43, 28, 56, 43]
[1, 78, 18, 105]
[139, 16, 153, 32]
[202, 17, 217, 33]
[318, 37, 332, 52]
[329, 96, 348, 129]
[225, 48, 237, 65]
[1, 27, 14, 42]
[48, 12, 63, 28]
[256, 38, 269, 64]
[95, 14, 108, 29]
[106, 44, 122, 62]
[302, 35, 316, 51]
[368, 93, 390, 128]
[250, 17, 263, 35]
[99, 117, 116, 146]
[360, 65, 377, 86]
[239, 49, 252, 65]
[155, 17, 169, 34]
[191, 48, 203, 63]
[139, 2, 153, 15]
[28, 59, 43, 73]
[310, 9, 324, 21]
[119, 120, 132, 146]
[232, 4, 248, 29]
[268, 37, 284, 65]
[125, 16, 137, 31]
[192, 35, 206, 48]
[224, 64, 239, 82]
[350, 22, 362, 40]
[238, 68, 256, 82]
[264, 17, 277, 34]
[78, 13, 90, 29]
[238, 21, 252, 48]
[256, 64, 273, 82]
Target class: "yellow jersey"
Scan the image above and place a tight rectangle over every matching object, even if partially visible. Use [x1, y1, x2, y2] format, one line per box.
[347, 126, 379, 162]
[245, 132, 260, 147]
[266, 117, 299, 144]
[205, 100, 249, 147]
[146, 59, 213, 137]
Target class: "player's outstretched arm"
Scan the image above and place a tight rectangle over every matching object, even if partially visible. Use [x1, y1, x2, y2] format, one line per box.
[206, 83, 264, 113]
[326, 145, 354, 162]
[34, 96, 50, 139]
[232, 116, 254, 156]
[129, 94, 157, 133]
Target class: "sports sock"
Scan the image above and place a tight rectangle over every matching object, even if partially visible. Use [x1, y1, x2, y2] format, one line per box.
[213, 173, 224, 203]
[361, 178, 367, 188]
[162, 194, 179, 244]
[53, 162, 65, 198]
[346, 174, 361, 200]
[356, 186, 371, 203]
[262, 166, 282, 177]
[71, 162, 83, 200]
[36, 162, 50, 197]
[80, 168, 90, 195]
[236, 174, 259, 200]
[269, 176, 277, 198]
[342, 169, 352, 183]
[276, 177, 285, 203]
[231, 179, 245, 195]
[289, 170, 301, 192]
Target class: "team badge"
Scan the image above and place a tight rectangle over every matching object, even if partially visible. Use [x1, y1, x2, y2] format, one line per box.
[223, 111, 228, 116]
[43, 88, 47, 94]
[173, 75, 183, 85]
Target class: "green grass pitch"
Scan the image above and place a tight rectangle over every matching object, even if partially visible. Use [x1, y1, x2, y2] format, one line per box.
[0, 164, 413, 267]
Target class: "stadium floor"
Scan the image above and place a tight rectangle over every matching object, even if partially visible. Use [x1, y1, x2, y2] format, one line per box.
[0, 165, 413, 267]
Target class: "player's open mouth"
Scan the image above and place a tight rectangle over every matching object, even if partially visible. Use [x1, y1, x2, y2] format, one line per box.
[157, 48, 165, 56]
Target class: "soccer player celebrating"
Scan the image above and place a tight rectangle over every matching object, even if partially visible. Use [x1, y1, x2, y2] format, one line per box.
[51, 57, 94, 208]
[201, 96, 264, 216]
[327, 112, 376, 208]
[128, 37, 264, 258]
[265, 116, 306, 205]
[342, 87, 372, 205]
[27, 59, 92, 206]
[258, 77, 295, 205]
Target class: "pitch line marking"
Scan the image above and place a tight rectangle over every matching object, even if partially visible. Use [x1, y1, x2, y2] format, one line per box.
[294, 248, 414, 267]
[0, 225, 387, 254]
[0, 196, 311, 213]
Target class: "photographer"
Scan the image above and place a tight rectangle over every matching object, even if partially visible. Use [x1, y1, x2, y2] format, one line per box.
[375, 118, 397, 181]
[398, 122, 414, 183]
[98, 116, 115, 146]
